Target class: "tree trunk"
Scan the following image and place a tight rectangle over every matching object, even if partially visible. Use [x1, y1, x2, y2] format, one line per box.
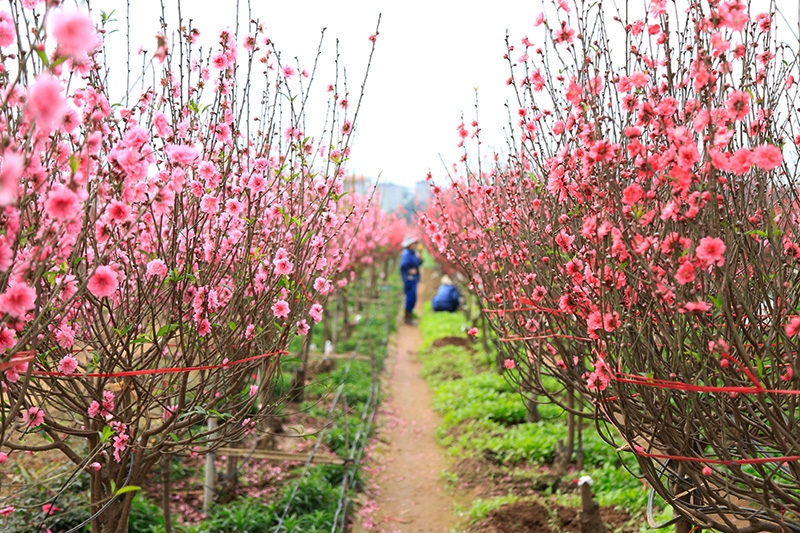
[91, 452, 143, 533]
[98, 493, 135, 533]
[576, 408, 585, 471]
[341, 293, 352, 340]
[161, 454, 173, 533]
[289, 329, 312, 403]
[526, 396, 542, 423]
[566, 385, 575, 459]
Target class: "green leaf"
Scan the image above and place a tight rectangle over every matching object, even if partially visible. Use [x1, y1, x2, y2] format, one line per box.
[227, 321, 237, 331]
[35, 48, 50, 68]
[100, 425, 114, 443]
[277, 207, 290, 225]
[132, 334, 152, 345]
[157, 324, 179, 337]
[100, 9, 116, 23]
[114, 324, 133, 337]
[114, 485, 141, 497]
[69, 154, 80, 174]
[44, 271, 57, 285]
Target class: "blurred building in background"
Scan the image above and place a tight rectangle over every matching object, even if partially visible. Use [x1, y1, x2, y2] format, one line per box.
[344, 174, 430, 220]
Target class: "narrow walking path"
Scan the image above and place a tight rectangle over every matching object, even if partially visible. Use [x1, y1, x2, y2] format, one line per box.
[367, 311, 463, 532]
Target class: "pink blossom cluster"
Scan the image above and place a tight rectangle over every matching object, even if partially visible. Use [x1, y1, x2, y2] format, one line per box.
[0, 2, 383, 526]
[323, 190, 409, 294]
[423, 1, 800, 527]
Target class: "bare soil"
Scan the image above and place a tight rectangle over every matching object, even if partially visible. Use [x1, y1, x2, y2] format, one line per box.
[362, 280, 465, 532]
[430, 336, 475, 349]
[470, 500, 633, 533]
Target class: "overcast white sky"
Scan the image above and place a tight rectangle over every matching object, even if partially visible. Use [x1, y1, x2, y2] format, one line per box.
[89, 0, 540, 188]
[88, 1, 800, 189]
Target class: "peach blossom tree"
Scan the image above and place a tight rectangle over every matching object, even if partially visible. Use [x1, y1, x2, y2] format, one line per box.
[425, 1, 800, 530]
[0, 2, 378, 531]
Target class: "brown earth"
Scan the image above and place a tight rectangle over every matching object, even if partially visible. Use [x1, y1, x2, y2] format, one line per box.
[359, 274, 466, 533]
[471, 500, 633, 533]
[430, 336, 475, 349]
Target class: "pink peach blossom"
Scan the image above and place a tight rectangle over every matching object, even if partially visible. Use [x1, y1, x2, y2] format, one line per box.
[675, 261, 696, 285]
[696, 237, 726, 268]
[23, 406, 45, 427]
[200, 194, 219, 215]
[166, 144, 199, 165]
[274, 258, 294, 276]
[0, 282, 36, 319]
[683, 301, 711, 314]
[28, 74, 65, 129]
[88, 265, 119, 298]
[751, 144, 783, 171]
[309, 303, 323, 323]
[0, 12, 15, 48]
[146, 259, 168, 279]
[786, 317, 800, 337]
[0, 151, 23, 206]
[58, 355, 79, 374]
[50, 9, 98, 59]
[272, 299, 290, 319]
[296, 319, 310, 336]
[87, 401, 100, 418]
[44, 185, 81, 221]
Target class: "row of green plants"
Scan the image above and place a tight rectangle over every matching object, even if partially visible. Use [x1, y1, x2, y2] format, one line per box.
[1, 276, 401, 533]
[128, 466, 346, 533]
[416, 304, 675, 530]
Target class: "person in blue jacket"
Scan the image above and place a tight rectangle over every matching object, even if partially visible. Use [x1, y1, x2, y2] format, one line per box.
[431, 275, 460, 312]
[400, 236, 423, 324]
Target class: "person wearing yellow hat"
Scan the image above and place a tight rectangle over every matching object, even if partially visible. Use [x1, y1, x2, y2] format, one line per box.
[400, 236, 423, 324]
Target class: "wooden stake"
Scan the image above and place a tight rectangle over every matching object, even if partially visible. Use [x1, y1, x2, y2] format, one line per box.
[203, 418, 218, 515]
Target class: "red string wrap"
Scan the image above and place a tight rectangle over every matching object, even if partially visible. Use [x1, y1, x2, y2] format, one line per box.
[633, 450, 800, 466]
[32, 350, 287, 379]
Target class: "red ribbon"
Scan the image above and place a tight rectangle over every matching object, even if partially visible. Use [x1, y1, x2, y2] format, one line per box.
[32, 350, 286, 378]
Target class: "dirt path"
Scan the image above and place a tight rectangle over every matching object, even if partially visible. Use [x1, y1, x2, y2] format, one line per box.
[366, 296, 463, 532]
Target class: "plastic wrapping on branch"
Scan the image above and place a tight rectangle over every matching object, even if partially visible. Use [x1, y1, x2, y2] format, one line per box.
[424, 0, 800, 531]
[0, 1, 378, 530]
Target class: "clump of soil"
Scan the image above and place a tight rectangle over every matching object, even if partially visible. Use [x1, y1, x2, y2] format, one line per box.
[450, 455, 573, 499]
[471, 500, 634, 533]
[472, 501, 553, 533]
[431, 336, 474, 349]
[557, 505, 633, 533]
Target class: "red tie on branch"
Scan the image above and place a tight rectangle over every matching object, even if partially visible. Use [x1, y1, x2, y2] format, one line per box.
[30, 350, 287, 378]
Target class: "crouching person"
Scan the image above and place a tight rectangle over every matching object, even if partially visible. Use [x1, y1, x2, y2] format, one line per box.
[431, 275, 460, 312]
